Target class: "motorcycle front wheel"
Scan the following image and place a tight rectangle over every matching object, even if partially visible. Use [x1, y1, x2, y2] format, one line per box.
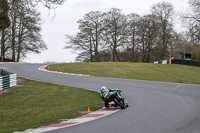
[114, 98, 126, 109]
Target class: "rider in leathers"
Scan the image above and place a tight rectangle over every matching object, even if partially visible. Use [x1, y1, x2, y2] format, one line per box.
[100, 86, 121, 108]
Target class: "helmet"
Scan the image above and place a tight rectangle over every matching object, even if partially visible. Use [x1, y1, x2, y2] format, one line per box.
[101, 86, 106, 91]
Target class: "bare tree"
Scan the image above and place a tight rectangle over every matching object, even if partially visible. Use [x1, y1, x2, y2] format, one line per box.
[65, 32, 93, 62]
[16, 8, 47, 61]
[80, 11, 104, 62]
[0, 0, 10, 58]
[18, 0, 66, 9]
[182, 0, 200, 45]
[65, 4, 189, 63]
[136, 15, 159, 62]
[2, 0, 47, 61]
[189, 0, 200, 13]
[151, 2, 175, 60]
[65, 11, 104, 62]
[102, 8, 128, 62]
[127, 13, 140, 62]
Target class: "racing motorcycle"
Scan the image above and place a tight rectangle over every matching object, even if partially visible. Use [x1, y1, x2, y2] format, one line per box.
[108, 90, 128, 109]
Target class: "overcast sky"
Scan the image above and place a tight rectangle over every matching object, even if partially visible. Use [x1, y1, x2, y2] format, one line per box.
[24, 0, 189, 63]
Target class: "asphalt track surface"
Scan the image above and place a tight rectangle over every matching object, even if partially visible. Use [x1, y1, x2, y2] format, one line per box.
[1, 63, 200, 133]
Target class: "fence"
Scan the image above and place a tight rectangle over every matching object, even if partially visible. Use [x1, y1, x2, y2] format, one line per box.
[154, 60, 169, 64]
[0, 69, 17, 90]
[154, 59, 200, 67]
[171, 59, 200, 67]
[0, 57, 14, 62]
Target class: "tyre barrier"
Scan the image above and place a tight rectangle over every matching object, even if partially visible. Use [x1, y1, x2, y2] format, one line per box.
[0, 69, 17, 90]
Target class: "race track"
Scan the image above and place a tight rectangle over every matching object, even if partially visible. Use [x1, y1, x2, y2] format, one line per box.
[1, 63, 200, 133]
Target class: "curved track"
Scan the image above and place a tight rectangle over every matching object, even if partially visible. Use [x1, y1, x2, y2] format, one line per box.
[1, 63, 200, 133]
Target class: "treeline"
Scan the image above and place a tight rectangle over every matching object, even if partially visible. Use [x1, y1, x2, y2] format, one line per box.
[66, 1, 200, 62]
[0, 0, 48, 62]
[0, 0, 67, 62]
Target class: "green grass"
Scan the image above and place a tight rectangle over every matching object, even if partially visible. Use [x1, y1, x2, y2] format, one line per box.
[0, 78, 103, 133]
[48, 62, 200, 85]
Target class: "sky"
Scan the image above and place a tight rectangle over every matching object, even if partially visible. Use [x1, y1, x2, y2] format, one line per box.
[23, 0, 189, 63]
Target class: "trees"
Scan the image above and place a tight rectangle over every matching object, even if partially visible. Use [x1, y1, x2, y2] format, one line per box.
[189, 0, 200, 15]
[183, 0, 200, 45]
[82, 11, 104, 62]
[0, 0, 66, 61]
[15, 5, 47, 62]
[151, 2, 175, 60]
[66, 1, 199, 63]
[179, 0, 200, 60]
[0, 0, 10, 58]
[0, 0, 47, 61]
[102, 8, 128, 62]
[137, 15, 159, 62]
[65, 6, 177, 62]
[13, 0, 66, 9]
[65, 11, 104, 62]
[0, 0, 10, 30]
[126, 13, 140, 62]
[65, 8, 129, 62]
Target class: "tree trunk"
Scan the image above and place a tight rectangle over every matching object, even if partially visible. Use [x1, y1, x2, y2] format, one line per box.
[11, 19, 16, 62]
[1, 28, 5, 58]
[116, 51, 121, 62]
[17, 37, 22, 62]
[132, 32, 135, 62]
[161, 23, 167, 60]
[89, 35, 93, 62]
[94, 25, 99, 62]
[94, 45, 98, 62]
[113, 45, 116, 62]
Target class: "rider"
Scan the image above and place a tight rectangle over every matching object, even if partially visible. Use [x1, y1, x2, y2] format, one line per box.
[100, 86, 121, 108]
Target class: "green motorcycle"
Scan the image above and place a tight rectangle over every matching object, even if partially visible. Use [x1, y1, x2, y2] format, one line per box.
[107, 90, 128, 109]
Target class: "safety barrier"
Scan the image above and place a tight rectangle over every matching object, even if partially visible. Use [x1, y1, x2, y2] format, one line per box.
[171, 59, 200, 67]
[0, 69, 17, 90]
[154, 58, 200, 67]
[154, 60, 169, 64]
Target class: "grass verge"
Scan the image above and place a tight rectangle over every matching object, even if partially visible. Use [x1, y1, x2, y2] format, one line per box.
[48, 62, 200, 85]
[0, 78, 103, 133]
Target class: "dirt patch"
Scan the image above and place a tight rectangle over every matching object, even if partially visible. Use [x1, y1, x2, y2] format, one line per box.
[0, 86, 17, 95]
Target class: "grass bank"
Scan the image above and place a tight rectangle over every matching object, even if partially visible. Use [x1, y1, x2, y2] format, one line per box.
[0, 78, 103, 133]
[48, 62, 200, 85]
